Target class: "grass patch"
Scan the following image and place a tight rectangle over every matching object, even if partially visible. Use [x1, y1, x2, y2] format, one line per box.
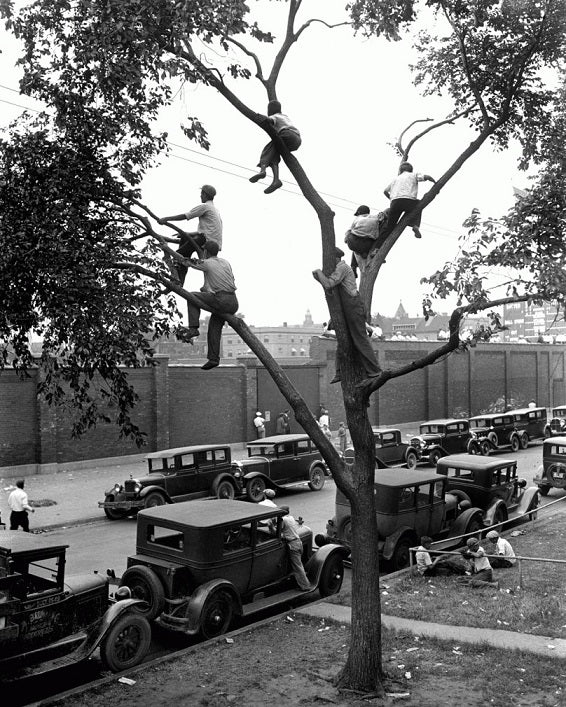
[331, 513, 566, 638]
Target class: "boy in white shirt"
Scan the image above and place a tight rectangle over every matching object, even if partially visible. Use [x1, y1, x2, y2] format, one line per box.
[381, 162, 435, 242]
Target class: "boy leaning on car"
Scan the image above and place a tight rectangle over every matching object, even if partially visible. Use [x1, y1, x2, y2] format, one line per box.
[269, 506, 312, 591]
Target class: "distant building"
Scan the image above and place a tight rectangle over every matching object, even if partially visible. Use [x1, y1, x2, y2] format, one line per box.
[502, 301, 566, 342]
[377, 302, 490, 341]
[221, 309, 322, 362]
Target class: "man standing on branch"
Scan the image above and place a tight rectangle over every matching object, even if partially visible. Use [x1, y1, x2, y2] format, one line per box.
[159, 185, 223, 286]
[312, 248, 381, 385]
[380, 162, 435, 243]
[181, 240, 238, 370]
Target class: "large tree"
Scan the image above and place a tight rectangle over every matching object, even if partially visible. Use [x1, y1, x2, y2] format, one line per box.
[1, 0, 565, 695]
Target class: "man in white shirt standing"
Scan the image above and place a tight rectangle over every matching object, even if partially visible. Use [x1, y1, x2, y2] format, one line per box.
[254, 412, 266, 438]
[8, 480, 35, 532]
[159, 184, 223, 286]
[381, 162, 435, 242]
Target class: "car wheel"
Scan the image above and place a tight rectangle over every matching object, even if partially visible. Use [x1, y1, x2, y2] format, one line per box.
[319, 554, 344, 597]
[200, 590, 234, 639]
[528, 492, 541, 520]
[468, 443, 480, 456]
[480, 439, 491, 456]
[493, 506, 507, 527]
[104, 504, 128, 521]
[510, 435, 520, 453]
[428, 450, 442, 467]
[539, 484, 551, 497]
[487, 432, 498, 448]
[544, 427, 551, 439]
[214, 479, 236, 500]
[520, 433, 529, 450]
[120, 565, 165, 621]
[391, 538, 411, 571]
[308, 466, 326, 491]
[246, 477, 266, 503]
[144, 491, 166, 509]
[405, 451, 418, 469]
[100, 613, 151, 673]
[464, 516, 483, 538]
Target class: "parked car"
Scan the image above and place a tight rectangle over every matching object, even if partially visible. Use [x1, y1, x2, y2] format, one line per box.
[234, 434, 328, 502]
[435, 454, 540, 526]
[467, 413, 523, 453]
[372, 428, 420, 469]
[316, 469, 485, 571]
[118, 500, 348, 638]
[534, 437, 566, 496]
[545, 406, 566, 437]
[0, 531, 150, 677]
[99, 444, 241, 519]
[410, 419, 481, 466]
[508, 407, 547, 447]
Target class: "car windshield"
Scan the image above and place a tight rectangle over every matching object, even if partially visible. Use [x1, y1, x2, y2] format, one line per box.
[420, 425, 444, 434]
[554, 409, 566, 418]
[548, 444, 566, 455]
[470, 419, 489, 428]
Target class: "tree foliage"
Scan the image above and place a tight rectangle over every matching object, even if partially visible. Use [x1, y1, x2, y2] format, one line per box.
[1, 0, 566, 695]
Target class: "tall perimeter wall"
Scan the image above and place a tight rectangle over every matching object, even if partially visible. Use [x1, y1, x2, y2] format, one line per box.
[1, 342, 564, 472]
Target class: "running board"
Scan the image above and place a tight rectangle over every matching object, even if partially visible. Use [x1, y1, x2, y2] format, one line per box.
[242, 587, 317, 617]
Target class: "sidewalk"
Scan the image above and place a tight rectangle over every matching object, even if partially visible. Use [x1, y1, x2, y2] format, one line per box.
[0, 422, 423, 530]
[297, 602, 566, 658]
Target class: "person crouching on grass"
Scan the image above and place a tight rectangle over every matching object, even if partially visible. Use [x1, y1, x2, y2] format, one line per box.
[458, 537, 499, 589]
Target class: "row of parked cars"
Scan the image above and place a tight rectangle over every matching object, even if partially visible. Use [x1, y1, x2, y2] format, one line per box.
[375, 405, 564, 470]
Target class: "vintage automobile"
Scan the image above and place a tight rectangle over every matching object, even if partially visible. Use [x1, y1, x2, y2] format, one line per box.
[118, 500, 348, 638]
[534, 437, 566, 496]
[234, 434, 328, 502]
[410, 418, 481, 466]
[435, 454, 540, 526]
[544, 406, 566, 437]
[315, 469, 485, 571]
[372, 428, 420, 469]
[467, 413, 523, 453]
[508, 407, 547, 447]
[99, 444, 241, 519]
[0, 532, 150, 677]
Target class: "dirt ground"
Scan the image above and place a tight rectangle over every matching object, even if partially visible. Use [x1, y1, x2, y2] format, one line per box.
[53, 615, 566, 707]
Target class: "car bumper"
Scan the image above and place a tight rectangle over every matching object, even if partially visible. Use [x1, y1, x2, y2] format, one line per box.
[98, 500, 144, 510]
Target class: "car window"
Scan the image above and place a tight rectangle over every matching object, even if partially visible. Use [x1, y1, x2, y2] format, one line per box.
[445, 466, 473, 479]
[214, 449, 227, 462]
[223, 522, 253, 553]
[433, 481, 444, 499]
[446, 424, 458, 434]
[381, 432, 396, 446]
[13, 554, 63, 595]
[470, 419, 487, 428]
[415, 486, 431, 508]
[147, 524, 184, 551]
[296, 440, 310, 454]
[458, 423, 468, 432]
[398, 488, 415, 509]
[179, 453, 195, 469]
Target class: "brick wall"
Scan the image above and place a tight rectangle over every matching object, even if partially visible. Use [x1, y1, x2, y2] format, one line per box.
[0, 369, 38, 465]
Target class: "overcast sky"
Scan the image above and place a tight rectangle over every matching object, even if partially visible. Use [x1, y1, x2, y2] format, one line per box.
[1, 1, 531, 327]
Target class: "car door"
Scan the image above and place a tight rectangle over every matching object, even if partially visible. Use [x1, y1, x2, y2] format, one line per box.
[270, 442, 296, 484]
[444, 424, 461, 453]
[249, 518, 289, 590]
[165, 452, 197, 500]
[378, 432, 399, 465]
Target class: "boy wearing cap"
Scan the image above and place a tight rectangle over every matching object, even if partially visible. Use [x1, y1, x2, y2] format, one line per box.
[260, 489, 278, 508]
[486, 530, 516, 568]
[312, 248, 381, 384]
[159, 185, 223, 285]
[269, 506, 312, 591]
[459, 538, 499, 588]
[249, 100, 301, 194]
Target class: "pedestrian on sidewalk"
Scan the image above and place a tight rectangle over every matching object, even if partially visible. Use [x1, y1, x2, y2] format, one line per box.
[254, 411, 266, 439]
[8, 480, 35, 532]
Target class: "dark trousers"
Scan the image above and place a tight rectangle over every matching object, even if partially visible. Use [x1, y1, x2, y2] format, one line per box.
[187, 291, 239, 363]
[345, 233, 375, 257]
[335, 293, 380, 378]
[259, 129, 302, 168]
[490, 557, 514, 569]
[10, 510, 30, 532]
[376, 197, 421, 247]
[175, 233, 206, 286]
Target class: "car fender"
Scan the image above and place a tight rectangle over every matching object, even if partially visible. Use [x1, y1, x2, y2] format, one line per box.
[182, 579, 242, 635]
[447, 507, 484, 539]
[516, 486, 541, 516]
[211, 472, 243, 494]
[467, 438, 480, 454]
[483, 499, 507, 526]
[305, 544, 350, 584]
[242, 470, 273, 487]
[533, 463, 546, 485]
[138, 485, 173, 503]
[424, 443, 447, 455]
[308, 460, 329, 477]
[374, 455, 389, 469]
[404, 445, 419, 461]
[382, 527, 418, 561]
[65, 598, 148, 662]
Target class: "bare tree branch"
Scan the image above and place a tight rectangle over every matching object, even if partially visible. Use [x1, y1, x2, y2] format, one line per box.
[395, 117, 432, 156]
[402, 108, 474, 159]
[225, 35, 266, 84]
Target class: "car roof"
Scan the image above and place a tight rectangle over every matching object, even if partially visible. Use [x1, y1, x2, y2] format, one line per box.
[374, 469, 447, 487]
[372, 427, 401, 434]
[138, 499, 285, 527]
[420, 419, 465, 426]
[146, 445, 230, 459]
[544, 436, 566, 445]
[553, 406, 566, 411]
[436, 454, 516, 470]
[0, 531, 69, 555]
[247, 434, 310, 446]
[509, 407, 545, 414]
[469, 413, 511, 420]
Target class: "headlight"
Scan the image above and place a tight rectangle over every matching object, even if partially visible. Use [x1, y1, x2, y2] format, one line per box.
[134, 483, 142, 493]
[113, 483, 122, 493]
[233, 470, 241, 478]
